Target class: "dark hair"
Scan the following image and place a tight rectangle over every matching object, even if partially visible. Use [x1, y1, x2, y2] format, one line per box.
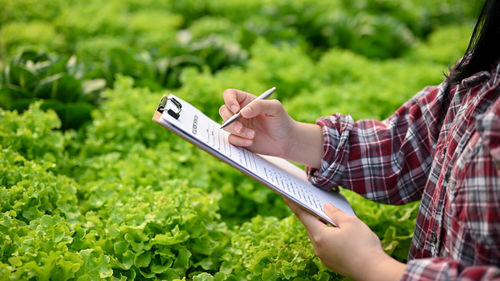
[448, 0, 500, 84]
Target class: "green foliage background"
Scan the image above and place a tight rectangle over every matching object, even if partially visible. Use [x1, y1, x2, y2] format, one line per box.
[0, 0, 479, 280]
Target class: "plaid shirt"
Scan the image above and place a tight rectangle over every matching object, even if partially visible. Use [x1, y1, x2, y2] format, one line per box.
[308, 61, 500, 280]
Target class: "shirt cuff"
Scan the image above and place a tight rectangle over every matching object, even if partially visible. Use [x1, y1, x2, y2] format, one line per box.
[307, 113, 354, 191]
[401, 258, 437, 281]
[399, 257, 500, 281]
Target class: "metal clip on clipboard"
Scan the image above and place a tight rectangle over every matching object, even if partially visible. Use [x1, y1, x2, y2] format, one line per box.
[157, 96, 182, 119]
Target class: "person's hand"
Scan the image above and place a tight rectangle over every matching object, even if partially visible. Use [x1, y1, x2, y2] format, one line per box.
[219, 89, 324, 168]
[283, 198, 406, 281]
[219, 89, 297, 158]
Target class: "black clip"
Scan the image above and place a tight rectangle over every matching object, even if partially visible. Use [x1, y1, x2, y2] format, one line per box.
[158, 96, 182, 119]
[157, 96, 168, 113]
[167, 97, 182, 119]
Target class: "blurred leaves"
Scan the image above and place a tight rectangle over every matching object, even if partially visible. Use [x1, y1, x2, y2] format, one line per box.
[0, 51, 102, 130]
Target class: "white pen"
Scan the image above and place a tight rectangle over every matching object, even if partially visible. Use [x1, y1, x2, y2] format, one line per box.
[220, 87, 276, 129]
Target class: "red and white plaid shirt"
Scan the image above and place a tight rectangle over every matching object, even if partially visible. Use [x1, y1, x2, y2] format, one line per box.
[308, 61, 500, 280]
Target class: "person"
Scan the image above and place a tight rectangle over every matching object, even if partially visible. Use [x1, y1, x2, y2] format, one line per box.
[219, 0, 500, 280]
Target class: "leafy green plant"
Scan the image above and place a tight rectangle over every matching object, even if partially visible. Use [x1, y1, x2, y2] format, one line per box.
[0, 50, 104, 130]
[0, 21, 64, 56]
[218, 216, 336, 281]
[79, 41, 246, 92]
[0, 146, 112, 281]
[329, 14, 416, 59]
[0, 102, 65, 162]
[76, 182, 229, 280]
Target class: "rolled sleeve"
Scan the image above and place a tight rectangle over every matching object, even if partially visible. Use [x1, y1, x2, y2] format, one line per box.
[306, 85, 445, 204]
[307, 113, 354, 191]
[402, 258, 500, 281]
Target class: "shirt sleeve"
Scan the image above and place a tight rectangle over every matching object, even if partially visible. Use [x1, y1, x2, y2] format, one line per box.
[307, 84, 451, 204]
[402, 258, 500, 281]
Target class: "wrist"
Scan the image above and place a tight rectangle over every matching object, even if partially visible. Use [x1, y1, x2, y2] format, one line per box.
[284, 121, 324, 168]
[277, 119, 298, 160]
[356, 252, 405, 281]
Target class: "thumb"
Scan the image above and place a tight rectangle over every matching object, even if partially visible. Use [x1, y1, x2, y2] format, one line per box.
[324, 203, 352, 226]
[240, 99, 284, 118]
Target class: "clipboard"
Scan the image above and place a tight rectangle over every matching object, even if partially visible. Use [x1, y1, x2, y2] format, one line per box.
[152, 94, 354, 225]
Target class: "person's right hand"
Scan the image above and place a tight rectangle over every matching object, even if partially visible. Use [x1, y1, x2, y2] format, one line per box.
[219, 89, 297, 158]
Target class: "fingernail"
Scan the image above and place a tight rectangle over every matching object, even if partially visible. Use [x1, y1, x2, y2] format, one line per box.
[231, 105, 238, 113]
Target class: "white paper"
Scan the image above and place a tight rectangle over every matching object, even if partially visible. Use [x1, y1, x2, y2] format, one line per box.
[158, 95, 355, 225]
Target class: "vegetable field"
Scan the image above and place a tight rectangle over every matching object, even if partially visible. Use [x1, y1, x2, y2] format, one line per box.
[0, 0, 479, 280]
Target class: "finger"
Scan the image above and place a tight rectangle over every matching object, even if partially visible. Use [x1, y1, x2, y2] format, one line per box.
[228, 134, 253, 147]
[226, 124, 255, 139]
[283, 198, 319, 244]
[223, 89, 256, 113]
[219, 104, 234, 119]
[240, 99, 284, 119]
[220, 106, 256, 139]
[323, 203, 353, 226]
[219, 104, 257, 139]
[219, 105, 244, 132]
[283, 198, 327, 235]
[235, 127, 255, 139]
[283, 197, 300, 213]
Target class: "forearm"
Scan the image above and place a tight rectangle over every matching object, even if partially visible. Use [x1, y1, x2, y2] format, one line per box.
[285, 121, 324, 169]
[355, 253, 405, 281]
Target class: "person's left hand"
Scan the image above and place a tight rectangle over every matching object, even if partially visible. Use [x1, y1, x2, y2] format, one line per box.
[283, 198, 406, 281]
